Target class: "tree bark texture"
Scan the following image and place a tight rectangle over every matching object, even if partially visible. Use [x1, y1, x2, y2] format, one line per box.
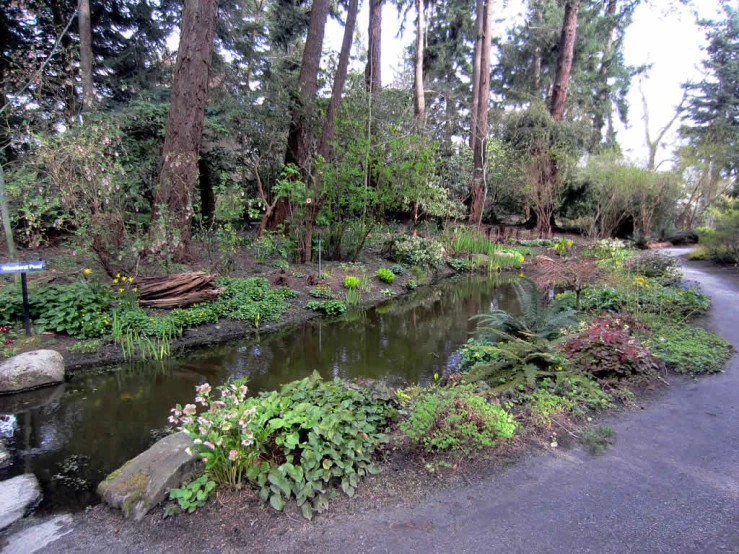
[413, 0, 425, 119]
[468, 0, 494, 225]
[269, 0, 331, 232]
[78, 0, 94, 110]
[155, 0, 219, 262]
[318, 0, 358, 160]
[550, 0, 579, 121]
[365, 0, 383, 94]
[468, 0, 484, 150]
[591, 0, 617, 149]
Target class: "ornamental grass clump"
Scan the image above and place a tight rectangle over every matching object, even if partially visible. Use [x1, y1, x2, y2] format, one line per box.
[170, 373, 397, 519]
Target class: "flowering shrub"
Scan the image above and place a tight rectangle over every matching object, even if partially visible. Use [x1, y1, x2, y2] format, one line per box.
[553, 237, 574, 256]
[390, 236, 444, 268]
[170, 373, 396, 519]
[560, 316, 661, 379]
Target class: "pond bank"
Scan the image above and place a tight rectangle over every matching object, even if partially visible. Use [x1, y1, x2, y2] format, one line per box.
[6, 252, 738, 553]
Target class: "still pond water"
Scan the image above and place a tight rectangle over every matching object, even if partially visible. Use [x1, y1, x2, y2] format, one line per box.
[0, 273, 523, 512]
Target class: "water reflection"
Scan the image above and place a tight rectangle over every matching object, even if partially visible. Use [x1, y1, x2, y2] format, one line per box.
[0, 273, 523, 512]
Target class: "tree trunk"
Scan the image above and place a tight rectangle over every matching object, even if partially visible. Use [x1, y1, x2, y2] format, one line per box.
[413, 0, 425, 119]
[78, 0, 94, 110]
[468, 0, 494, 225]
[155, 0, 219, 263]
[50, 0, 77, 118]
[531, 1, 542, 94]
[468, 0, 484, 150]
[318, 0, 358, 160]
[365, 0, 383, 94]
[284, 0, 330, 173]
[550, 0, 579, 121]
[591, 0, 616, 149]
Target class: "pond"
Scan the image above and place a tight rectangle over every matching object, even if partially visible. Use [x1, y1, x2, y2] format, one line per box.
[0, 273, 524, 513]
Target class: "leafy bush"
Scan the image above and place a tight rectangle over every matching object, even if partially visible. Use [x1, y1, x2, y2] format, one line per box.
[271, 259, 289, 270]
[406, 279, 417, 290]
[400, 385, 516, 454]
[344, 276, 360, 289]
[640, 318, 732, 374]
[560, 316, 661, 379]
[390, 236, 444, 268]
[216, 277, 296, 323]
[171, 373, 396, 519]
[390, 264, 406, 275]
[628, 252, 682, 285]
[376, 268, 395, 284]
[0, 278, 114, 338]
[457, 338, 503, 371]
[305, 300, 347, 316]
[447, 257, 468, 272]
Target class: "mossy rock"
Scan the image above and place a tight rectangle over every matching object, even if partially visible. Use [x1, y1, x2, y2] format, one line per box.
[97, 432, 201, 520]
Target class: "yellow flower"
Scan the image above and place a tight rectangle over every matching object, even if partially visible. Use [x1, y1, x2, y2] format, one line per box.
[83, 268, 92, 275]
[116, 273, 121, 279]
[118, 288, 125, 293]
[113, 278, 119, 284]
[132, 287, 138, 293]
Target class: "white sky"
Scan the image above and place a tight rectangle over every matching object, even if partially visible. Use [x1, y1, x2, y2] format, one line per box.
[324, 0, 723, 168]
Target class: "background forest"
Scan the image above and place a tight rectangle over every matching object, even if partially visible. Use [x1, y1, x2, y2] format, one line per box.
[1, 0, 738, 271]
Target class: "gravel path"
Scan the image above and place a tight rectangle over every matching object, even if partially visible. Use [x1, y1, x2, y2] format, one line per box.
[5, 252, 739, 553]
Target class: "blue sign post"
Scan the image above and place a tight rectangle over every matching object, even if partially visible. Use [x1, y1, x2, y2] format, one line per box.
[0, 260, 46, 336]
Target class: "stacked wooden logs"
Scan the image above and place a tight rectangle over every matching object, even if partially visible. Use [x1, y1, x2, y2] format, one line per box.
[133, 272, 223, 308]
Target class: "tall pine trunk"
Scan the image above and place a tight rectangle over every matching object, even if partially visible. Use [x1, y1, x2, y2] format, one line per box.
[365, 0, 383, 94]
[155, 0, 219, 263]
[414, 0, 425, 119]
[297, 0, 359, 263]
[591, 0, 617, 149]
[78, 0, 94, 110]
[550, 0, 579, 121]
[468, 0, 494, 225]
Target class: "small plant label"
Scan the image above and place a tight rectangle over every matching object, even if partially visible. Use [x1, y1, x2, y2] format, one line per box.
[0, 260, 46, 274]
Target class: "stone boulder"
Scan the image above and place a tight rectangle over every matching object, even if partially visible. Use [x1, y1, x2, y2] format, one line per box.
[98, 431, 201, 520]
[0, 474, 42, 531]
[0, 351, 65, 394]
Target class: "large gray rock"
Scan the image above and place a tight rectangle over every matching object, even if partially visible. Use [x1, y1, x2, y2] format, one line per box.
[0, 350, 65, 394]
[98, 431, 201, 520]
[0, 474, 42, 531]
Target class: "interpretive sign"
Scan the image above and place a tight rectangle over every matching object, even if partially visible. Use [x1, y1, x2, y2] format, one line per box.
[0, 261, 46, 274]
[0, 260, 46, 336]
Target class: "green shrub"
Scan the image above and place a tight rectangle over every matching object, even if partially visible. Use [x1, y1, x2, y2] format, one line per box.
[170, 373, 396, 519]
[390, 264, 406, 275]
[271, 259, 289, 270]
[0, 277, 115, 338]
[447, 257, 468, 272]
[406, 279, 417, 290]
[411, 265, 426, 282]
[305, 300, 347, 316]
[344, 276, 360, 289]
[400, 385, 516, 454]
[376, 268, 395, 284]
[390, 236, 444, 268]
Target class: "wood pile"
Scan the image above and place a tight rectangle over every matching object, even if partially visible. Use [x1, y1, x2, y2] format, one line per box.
[134, 272, 223, 309]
